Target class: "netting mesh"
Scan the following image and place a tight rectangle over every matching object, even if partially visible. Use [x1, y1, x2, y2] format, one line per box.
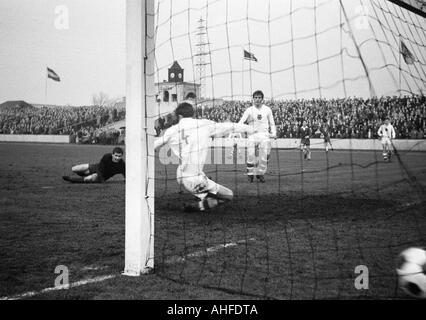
[149, 0, 426, 299]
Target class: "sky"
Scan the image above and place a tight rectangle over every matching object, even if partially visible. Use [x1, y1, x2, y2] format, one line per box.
[154, 0, 426, 100]
[0, 0, 425, 106]
[0, 0, 125, 106]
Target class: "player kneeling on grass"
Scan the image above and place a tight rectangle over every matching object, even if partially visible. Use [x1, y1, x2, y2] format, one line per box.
[154, 102, 256, 212]
[63, 147, 125, 183]
[377, 117, 396, 161]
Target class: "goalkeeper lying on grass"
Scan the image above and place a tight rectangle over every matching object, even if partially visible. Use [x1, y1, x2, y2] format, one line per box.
[62, 147, 125, 183]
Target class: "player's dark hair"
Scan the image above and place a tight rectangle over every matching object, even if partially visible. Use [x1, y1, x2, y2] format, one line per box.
[175, 102, 194, 118]
[112, 147, 124, 154]
[252, 90, 264, 99]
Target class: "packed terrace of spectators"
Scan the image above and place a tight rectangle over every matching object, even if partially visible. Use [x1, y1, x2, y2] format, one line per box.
[195, 95, 426, 139]
[0, 101, 125, 144]
[1, 95, 425, 141]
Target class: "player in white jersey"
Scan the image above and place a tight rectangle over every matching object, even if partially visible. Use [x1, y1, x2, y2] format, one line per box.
[238, 90, 276, 183]
[154, 102, 256, 212]
[377, 117, 396, 161]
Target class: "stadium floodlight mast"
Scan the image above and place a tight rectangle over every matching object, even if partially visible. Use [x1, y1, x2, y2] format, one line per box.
[124, 0, 155, 276]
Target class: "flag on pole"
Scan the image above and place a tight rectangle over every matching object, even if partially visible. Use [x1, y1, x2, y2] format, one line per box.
[400, 40, 415, 65]
[243, 50, 258, 62]
[47, 67, 61, 81]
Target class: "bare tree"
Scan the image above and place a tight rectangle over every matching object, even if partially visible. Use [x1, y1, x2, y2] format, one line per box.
[92, 92, 109, 107]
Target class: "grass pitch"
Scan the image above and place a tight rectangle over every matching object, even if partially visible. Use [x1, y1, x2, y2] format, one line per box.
[0, 142, 425, 299]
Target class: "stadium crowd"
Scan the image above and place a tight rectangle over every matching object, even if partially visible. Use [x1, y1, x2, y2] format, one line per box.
[1, 95, 425, 141]
[0, 104, 125, 144]
[196, 95, 426, 139]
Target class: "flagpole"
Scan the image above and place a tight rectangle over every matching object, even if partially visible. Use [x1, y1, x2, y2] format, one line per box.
[241, 48, 258, 101]
[45, 66, 48, 105]
[398, 36, 401, 97]
[241, 47, 245, 101]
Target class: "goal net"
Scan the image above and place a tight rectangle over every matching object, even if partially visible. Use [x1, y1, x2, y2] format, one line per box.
[127, 0, 426, 299]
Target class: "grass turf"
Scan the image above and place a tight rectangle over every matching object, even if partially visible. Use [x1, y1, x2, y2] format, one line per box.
[0, 142, 425, 299]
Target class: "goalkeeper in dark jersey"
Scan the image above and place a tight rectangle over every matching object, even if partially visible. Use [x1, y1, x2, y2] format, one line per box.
[62, 147, 125, 183]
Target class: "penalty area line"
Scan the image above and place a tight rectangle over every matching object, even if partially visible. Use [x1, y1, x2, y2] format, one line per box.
[0, 274, 117, 300]
[165, 238, 257, 264]
[2, 238, 257, 299]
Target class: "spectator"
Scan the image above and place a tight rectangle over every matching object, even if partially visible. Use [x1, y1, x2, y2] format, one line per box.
[0, 103, 125, 144]
[2, 95, 425, 141]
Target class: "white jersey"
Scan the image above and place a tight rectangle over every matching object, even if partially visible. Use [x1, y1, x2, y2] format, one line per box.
[238, 104, 276, 137]
[155, 118, 252, 177]
[378, 123, 396, 139]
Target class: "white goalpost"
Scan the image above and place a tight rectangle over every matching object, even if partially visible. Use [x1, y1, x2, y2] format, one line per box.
[124, 0, 155, 276]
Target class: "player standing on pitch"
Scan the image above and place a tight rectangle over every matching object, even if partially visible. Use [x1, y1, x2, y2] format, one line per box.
[320, 119, 333, 153]
[62, 147, 125, 183]
[238, 90, 277, 183]
[154, 102, 256, 212]
[300, 120, 312, 160]
[377, 117, 396, 161]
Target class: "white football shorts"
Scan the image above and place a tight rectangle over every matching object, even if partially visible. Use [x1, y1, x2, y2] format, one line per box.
[177, 171, 219, 199]
[248, 132, 270, 144]
[247, 132, 271, 155]
[381, 137, 391, 146]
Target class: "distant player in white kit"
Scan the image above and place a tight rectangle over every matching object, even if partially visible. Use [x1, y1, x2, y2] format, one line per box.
[238, 90, 277, 183]
[154, 102, 256, 212]
[377, 117, 396, 161]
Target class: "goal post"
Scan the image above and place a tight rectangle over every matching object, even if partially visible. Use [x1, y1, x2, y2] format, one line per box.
[124, 0, 155, 276]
